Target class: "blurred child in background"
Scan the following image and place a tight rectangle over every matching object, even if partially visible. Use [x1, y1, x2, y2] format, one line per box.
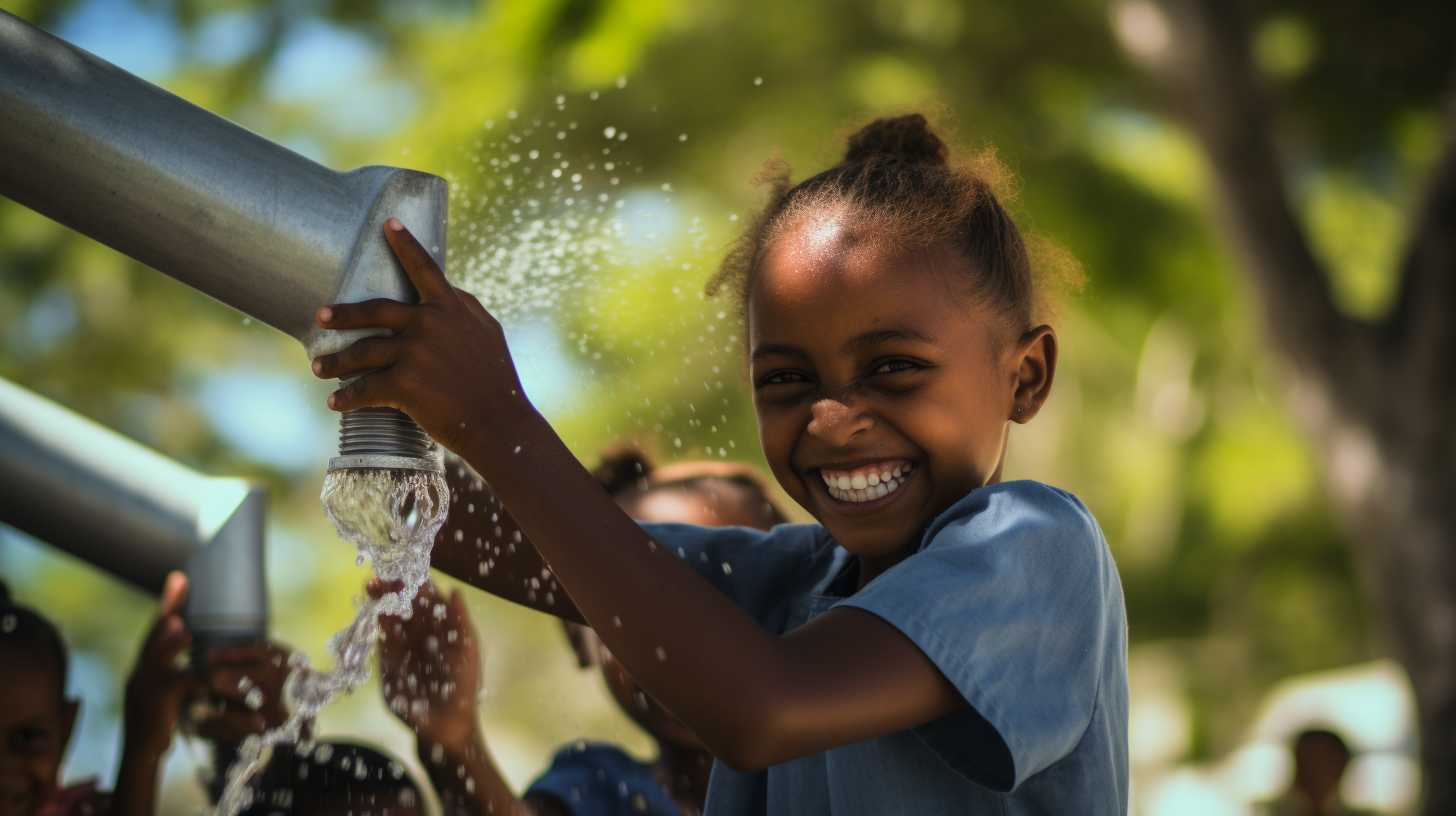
[376, 447, 786, 815]
[0, 573, 191, 816]
[233, 740, 426, 816]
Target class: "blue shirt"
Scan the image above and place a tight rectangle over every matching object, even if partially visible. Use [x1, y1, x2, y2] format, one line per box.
[643, 480, 1129, 815]
[526, 742, 683, 816]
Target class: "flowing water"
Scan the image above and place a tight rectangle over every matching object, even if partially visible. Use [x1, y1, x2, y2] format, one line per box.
[214, 468, 448, 816]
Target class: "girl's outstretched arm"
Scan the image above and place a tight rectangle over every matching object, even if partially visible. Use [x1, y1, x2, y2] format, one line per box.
[311, 220, 965, 769]
[430, 458, 585, 625]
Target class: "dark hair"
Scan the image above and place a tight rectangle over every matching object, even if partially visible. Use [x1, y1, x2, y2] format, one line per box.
[707, 113, 1082, 334]
[238, 741, 424, 816]
[592, 445, 789, 527]
[1294, 728, 1352, 759]
[0, 579, 70, 694]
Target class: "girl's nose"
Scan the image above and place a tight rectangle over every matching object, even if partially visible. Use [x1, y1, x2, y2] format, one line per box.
[807, 397, 873, 447]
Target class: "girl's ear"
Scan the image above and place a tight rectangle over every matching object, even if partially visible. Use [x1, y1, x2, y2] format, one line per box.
[1009, 325, 1057, 423]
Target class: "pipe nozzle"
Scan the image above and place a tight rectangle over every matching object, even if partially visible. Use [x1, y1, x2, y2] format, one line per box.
[329, 408, 441, 473]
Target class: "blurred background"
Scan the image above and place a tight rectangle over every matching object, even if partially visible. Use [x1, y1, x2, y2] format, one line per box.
[2, 0, 1453, 813]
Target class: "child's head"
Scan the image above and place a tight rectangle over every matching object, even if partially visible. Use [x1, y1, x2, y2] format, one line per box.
[240, 741, 424, 816]
[0, 581, 78, 816]
[567, 447, 786, 749]
[593, 445, 788, 531]
[708, 113, 1079, 562]
[1290, 727, 1352, 804]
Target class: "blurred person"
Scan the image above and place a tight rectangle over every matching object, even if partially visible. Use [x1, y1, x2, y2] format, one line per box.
[0, 573, 191, 816]
[375, 448, 786, 815]
[234, 740, 425, 816]
[2, 572, 307, 816]
[1262, 728, 1376, 816]
[191, 641, 295, 805]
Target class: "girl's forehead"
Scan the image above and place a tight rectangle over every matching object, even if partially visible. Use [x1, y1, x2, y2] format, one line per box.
[749, 224, 984, 345]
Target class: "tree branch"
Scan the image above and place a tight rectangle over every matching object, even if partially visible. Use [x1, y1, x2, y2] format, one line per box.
[1387, 98, 1456, 407]
[1120, 0, 1362, 387]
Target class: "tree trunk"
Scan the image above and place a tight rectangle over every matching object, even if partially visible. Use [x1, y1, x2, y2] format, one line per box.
[1119, 1, 1456, 811]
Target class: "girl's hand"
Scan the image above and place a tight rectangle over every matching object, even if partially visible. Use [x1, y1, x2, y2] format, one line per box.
[312, 218, 530, 457]
[372, 578, 483, 753]
[193, 641, 294, 743]
[122, 572, 195, 760]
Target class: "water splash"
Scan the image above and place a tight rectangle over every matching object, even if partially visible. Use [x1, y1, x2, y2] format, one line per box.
[214, 468, 448, 816]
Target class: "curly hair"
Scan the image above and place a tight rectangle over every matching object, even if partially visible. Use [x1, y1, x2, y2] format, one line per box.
[707, 113, 1082, 334]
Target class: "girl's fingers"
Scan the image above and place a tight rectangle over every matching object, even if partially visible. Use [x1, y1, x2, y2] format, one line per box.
[159, 571, 188, 618]
[453, 287, 496, 324]
[366, 578, 406, 599]
[383, 218, 454, 302]
[447, 589, 469, 626]
[312, 336, 401, 380]
[207, 643, 282, 665]
[208, 668, 254, 698]
[316, 298, 414, 331]
[327, 371, 398, 412]
[151, 617, 192, 671]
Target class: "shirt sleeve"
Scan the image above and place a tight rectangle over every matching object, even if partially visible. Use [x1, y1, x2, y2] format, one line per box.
[524, 743, 681, 816]
[833, 481, 1119, 792]
[639, 521, 819, 632]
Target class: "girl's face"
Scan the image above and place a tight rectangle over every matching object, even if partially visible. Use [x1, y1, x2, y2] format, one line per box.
[0, 658, 76, 816]
[748, 213, 1053, 575]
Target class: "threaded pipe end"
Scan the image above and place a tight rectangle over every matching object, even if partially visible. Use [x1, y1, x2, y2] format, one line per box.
[329, 408, 441, 472]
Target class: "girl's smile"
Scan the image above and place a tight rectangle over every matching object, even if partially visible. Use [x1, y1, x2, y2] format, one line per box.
[748, 213, 1056, 582]
[817, 459, 916, 505]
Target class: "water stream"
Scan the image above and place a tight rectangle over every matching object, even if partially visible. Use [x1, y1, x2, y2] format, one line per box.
[214, 468, 448, 816]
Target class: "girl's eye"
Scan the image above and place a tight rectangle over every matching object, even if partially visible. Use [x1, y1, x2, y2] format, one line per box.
[755, 370, 810, 389]
[17, 728, 54, 753]
[872, 358, 924, 376]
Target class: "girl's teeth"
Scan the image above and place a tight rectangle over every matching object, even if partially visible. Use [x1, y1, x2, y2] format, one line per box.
[822, 467, 913, 504]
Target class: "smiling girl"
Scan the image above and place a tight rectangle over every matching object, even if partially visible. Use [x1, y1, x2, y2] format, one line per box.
[311, 113, 1129, 814]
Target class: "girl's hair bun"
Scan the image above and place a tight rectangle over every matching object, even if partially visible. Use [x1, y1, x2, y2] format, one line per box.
[592, 445, 655, 496]
[843, 114, 947, 166]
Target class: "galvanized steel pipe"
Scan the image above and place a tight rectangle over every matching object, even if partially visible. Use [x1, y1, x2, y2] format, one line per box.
[0, 9, 447, 472]
[0, 377, 268, 648]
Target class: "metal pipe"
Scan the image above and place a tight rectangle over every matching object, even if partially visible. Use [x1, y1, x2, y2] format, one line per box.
[0, 10, 446, 472]
[0, 377, 267, 649]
